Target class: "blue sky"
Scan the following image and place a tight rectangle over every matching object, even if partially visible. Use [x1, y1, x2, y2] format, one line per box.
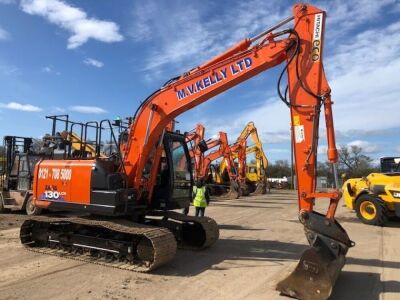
[0, 0, 399, 163]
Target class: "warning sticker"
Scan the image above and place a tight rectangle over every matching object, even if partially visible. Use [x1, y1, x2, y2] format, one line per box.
[293, 115, 300, 126]
[294, 125, 305, 143]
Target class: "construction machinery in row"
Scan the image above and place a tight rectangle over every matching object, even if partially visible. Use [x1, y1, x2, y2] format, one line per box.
[213, 136, 249, 196]
[20, 4, 352, 299]
[203, 132, 243, 198]
[342, 156, 400, 226]
[245, 145, 269, 193]
[219, 121, 269, 195]
[185, 124, 243, 198]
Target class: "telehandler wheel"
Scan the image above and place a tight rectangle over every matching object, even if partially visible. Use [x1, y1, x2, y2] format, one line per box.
[25, 196, 42, 216]
[355, 194, 388, 226]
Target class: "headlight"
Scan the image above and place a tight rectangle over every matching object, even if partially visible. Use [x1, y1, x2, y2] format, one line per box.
[390, 191, 400, 198]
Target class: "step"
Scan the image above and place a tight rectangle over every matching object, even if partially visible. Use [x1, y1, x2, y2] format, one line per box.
[3, 197, 18, 206]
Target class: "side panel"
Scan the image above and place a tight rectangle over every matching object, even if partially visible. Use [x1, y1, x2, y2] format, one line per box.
[33, 160, 92, 208]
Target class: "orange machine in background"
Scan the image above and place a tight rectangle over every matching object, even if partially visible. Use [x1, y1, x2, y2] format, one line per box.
[218, 121, 269, 195]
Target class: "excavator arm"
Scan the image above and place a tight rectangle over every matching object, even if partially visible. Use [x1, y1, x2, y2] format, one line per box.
[121, 4, 352, 299]
[202, 133, 236, 179]
[185, 124, 206, 181]
[237, 122, 268, 170]
[226, 122, 269, 195]
[230, 139, 247, 182]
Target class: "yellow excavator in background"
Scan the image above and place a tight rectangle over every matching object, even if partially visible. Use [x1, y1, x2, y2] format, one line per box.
[46, 115, 109, 158]
[245, 145, 269, 194]
[67, 131, 99, 157]
[342, 157, 400, 225]
[219, 122, 268, 194]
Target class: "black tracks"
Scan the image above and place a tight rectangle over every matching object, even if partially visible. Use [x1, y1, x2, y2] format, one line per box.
[19, 213, 219, 272]
[20, 216, 177, 272]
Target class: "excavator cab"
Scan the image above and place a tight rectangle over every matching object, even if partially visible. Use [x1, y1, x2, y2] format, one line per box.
[152, 131, 193, 210]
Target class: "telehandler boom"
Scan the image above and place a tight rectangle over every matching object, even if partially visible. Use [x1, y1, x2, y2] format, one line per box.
[21, 4, 352, 299]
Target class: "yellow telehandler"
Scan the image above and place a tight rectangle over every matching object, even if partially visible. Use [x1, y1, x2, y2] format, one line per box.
[342, 157, 400, 225]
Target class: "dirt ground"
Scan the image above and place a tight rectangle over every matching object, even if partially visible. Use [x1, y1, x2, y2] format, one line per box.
[0, 190, 399, 300]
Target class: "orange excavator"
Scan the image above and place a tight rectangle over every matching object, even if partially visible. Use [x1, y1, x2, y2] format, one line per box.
[185, 125, 242, 197]
[185, 123, 207, 181]
[201, 131, 241, 198]
[227, 137, 249, 196]
[20, 4, 353, 299]
[219, 122, 269, 195]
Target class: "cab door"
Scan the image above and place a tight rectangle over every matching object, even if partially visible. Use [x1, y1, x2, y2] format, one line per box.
[152, 132, 193, 210]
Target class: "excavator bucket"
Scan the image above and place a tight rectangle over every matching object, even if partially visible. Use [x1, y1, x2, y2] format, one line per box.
[276, 211, 354, 300]
[226, 180, 240, 199]
[251, 180, 267, 195]
[240, 183, 251, 196]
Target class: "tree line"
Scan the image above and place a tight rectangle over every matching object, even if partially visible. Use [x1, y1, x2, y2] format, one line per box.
[266, 145, 379, 182]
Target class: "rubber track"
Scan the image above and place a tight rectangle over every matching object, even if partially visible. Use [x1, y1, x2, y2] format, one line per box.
[147, 211, 219, 249]
[20, 215, 177, 272]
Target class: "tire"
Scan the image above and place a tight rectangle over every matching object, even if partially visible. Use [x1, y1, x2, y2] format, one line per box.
[25, 196, 42, 216]
[355, 194, 388, 226]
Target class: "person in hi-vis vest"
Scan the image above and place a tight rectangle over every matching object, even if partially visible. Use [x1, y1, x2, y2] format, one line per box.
[192, 179, 210, 217]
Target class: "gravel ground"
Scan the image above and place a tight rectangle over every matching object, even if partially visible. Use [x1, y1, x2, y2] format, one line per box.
[0, 189, 399, 300]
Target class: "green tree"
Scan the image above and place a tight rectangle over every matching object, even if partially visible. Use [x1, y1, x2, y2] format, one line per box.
[266, 159, 291, 178]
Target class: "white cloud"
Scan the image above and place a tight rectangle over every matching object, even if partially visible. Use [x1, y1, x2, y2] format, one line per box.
[0, 101, 42, 112]
[318, 145, 328, 155]
[195, 98, 291, 144]
[197, 17, 400, 147]
[0, 26, 9, 40]
[321, 0, 397, 40]
[69, 105, 107, 114]
[83, 58, 104, 68]
[327, 21, 400, 132]
[42, 65, 60, 75]
[346, 140, 380, 154]
[130, 0, 286, 76]
[53, 106, 66, 113]
[20, 0, 124, 49]
[130, 0, 398, 80]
